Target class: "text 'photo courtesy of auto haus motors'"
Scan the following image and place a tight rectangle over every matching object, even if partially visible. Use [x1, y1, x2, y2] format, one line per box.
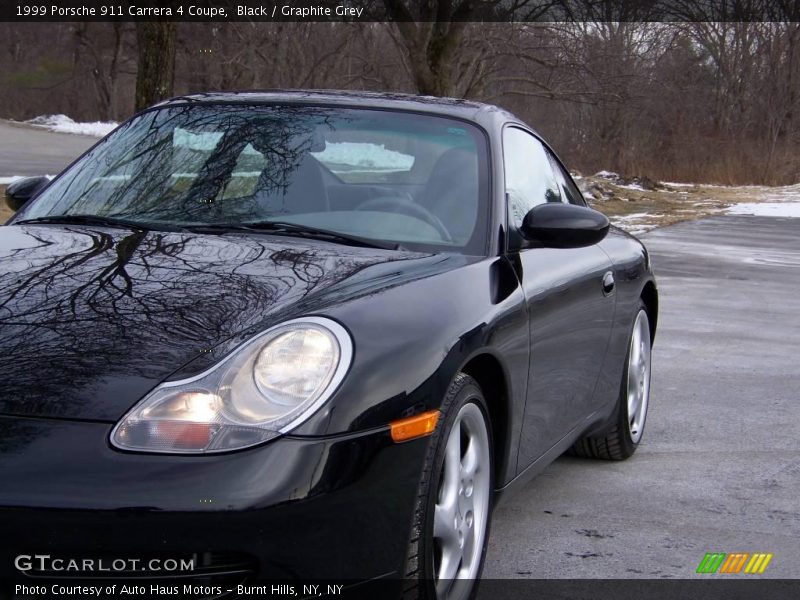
[0, 90, 657, 600]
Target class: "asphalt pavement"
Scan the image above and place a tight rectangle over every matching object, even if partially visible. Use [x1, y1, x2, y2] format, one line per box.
[485, 215, 800, 579]
[0, 120, 96, 176]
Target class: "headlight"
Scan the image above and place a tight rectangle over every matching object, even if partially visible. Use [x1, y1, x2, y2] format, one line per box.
[110, 317, 352, 454]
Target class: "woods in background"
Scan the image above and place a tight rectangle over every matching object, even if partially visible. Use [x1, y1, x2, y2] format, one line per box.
[2, 20, 799, 185]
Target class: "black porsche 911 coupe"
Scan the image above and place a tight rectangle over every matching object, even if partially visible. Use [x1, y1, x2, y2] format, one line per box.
[0, 91, 657, 599]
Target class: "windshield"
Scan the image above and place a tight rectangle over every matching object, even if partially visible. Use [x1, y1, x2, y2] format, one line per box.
[17, 104, 489, 254]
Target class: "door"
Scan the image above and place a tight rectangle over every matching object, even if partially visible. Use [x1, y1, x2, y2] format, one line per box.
[503, 127, 616, 469]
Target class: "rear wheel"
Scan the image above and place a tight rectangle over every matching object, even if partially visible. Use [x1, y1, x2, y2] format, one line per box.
[569, 300, 652, 460]
[405, 373, 493, 600]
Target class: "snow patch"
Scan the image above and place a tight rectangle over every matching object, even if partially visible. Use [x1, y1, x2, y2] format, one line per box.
[166, 134, 417, 172]
[313, 142, 414, 171]
[594, 170, 619, 180]
[0, 175, 53, 185]
[173, 128, 223, 151]
[608, 212, 662, 236]
[25, 114, 117, 137]
[662, 181, 697, 188]
[612, 212, 650, 221]
[726, 202, 800, 218]
[749, 184, 800, 203]
[616, 183, 647, 191]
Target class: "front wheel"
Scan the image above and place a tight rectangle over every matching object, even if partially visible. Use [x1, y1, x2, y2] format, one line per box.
[569, 300, 652, 460]
[405, 373, 493, 600]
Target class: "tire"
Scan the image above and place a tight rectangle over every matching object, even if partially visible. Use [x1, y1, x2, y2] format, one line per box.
[404, 373, 493, 600]
[569, 299, 652, 460]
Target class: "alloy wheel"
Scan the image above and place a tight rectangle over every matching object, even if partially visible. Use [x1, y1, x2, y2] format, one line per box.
[432, 402, 491, 600]
[626, 310, 651, 443]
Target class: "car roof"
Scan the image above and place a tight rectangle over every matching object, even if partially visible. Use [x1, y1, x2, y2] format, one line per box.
[154, 89, 521, 130]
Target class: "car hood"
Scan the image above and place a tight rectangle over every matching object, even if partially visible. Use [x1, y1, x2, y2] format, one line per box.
[0, 224, 466, 421]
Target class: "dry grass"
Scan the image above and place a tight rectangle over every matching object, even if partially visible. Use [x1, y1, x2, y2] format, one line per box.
[0, 186, 11, 223]
[581, 175, 789, 234]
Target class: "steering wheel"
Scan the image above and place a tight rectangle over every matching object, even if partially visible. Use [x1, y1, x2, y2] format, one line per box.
[355, 196, 452, 242]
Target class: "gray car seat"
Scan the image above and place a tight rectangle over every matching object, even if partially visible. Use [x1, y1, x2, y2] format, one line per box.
[418, 148, 479, 243]
[254, 155, 330, 216]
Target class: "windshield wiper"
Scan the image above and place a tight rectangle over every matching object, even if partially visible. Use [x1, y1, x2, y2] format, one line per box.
[14, 214, 159, 231]
[186, 220, 401, 251]
[15, 216, 403, 249]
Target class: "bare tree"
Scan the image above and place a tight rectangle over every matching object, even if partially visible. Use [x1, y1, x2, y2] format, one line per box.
[3, 18, 800, 185]
[379, 0, 480, 97]
[73, 23, 135, 120]
[135, 22, 176, 111]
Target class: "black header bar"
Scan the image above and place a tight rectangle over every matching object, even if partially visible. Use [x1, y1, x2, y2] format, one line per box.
[3, 0, 800, 23]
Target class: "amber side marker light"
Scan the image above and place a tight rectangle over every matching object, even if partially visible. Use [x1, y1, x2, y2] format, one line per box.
[390, 410, 440, 443]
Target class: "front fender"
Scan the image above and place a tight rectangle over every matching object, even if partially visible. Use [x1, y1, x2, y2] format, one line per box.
[290, 257, 529, 484]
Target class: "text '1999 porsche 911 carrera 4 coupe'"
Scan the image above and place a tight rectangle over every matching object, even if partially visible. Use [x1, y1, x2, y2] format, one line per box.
[0, 90, 657, 600]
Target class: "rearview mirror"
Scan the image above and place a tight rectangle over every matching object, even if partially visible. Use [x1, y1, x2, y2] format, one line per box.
[520, 203, 609, 249]
[5, 176, 50, 211]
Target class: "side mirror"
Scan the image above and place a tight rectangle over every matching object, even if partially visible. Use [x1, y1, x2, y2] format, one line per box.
[5, 176, 50, 211]
[520, 203, 609, 249]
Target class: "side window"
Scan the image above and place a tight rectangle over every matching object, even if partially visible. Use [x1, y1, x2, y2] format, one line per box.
[502, 127, 562, 228]
[547, 151, 586, 206]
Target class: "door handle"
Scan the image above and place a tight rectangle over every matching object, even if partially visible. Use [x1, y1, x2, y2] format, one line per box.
[602, 271, 615, 296]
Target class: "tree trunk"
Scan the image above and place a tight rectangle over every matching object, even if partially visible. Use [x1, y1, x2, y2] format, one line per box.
[135, 22, 176, 112]
[383, 0, 474, 98]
